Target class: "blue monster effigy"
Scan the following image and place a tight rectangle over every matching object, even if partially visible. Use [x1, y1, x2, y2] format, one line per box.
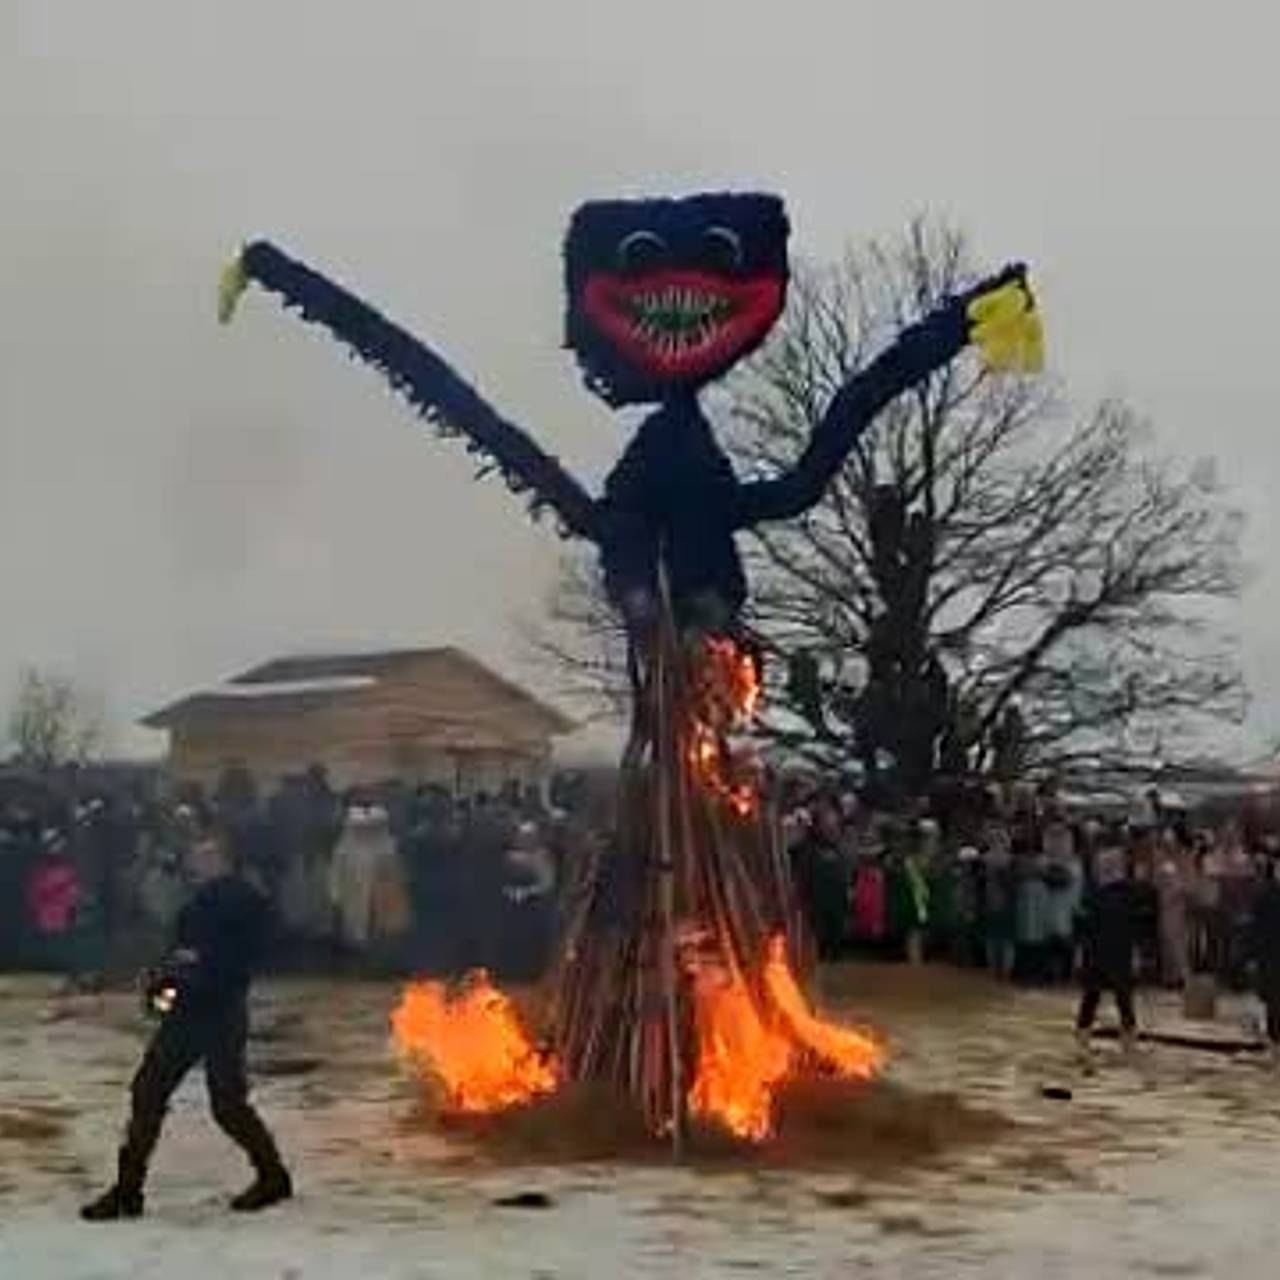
[219, 192, 1042, 1143]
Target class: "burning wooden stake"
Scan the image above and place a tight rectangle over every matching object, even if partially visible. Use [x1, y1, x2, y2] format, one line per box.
[393, 581, 883, 1149]
[546, 576, 881, 1147]
[651, 579, 687, 1157]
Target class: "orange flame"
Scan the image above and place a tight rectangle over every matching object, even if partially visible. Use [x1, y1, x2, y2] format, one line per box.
[391, 972, 559, 1113]
[688, 935, 884, 1141]
[702, 635, 761, 724]
[688, 958, 794, 1141]
[690, 637, 762, 819]
[763, 937, 884, 1080]
[688, 722, 757, 818]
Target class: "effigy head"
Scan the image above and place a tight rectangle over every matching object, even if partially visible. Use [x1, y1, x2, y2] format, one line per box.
[564, 192, 790, 406]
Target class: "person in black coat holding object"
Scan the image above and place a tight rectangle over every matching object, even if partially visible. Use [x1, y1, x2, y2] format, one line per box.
[1075, 846, 1141, 1058]
[81, 833, 291, 1221]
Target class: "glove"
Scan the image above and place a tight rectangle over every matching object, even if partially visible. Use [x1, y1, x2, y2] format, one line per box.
[141, 950, 198, 1019]
[217, 249, 250, 324]
[964, 265, 1044, 374]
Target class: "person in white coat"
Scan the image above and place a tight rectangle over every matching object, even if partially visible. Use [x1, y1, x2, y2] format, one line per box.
[329, 802, 387, 948]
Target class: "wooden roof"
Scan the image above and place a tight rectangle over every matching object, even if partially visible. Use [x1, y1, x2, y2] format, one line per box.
[141, 646, 574, 735]
[234, 650, 437, 684]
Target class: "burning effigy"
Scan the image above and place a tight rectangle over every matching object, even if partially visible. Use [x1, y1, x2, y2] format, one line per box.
[390, 619, 887, 1145]
[219, 191, 1042, 1150]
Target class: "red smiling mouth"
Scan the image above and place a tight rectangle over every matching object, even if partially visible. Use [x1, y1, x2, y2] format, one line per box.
[582, 270, 784, 380]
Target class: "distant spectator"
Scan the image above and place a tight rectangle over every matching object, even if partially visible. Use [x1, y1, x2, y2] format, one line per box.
[497, 820, 558, 981]
[1250, 860, 1280, 1069]
[790, 796, 849, 960]
[1154, 832, 1191, 988]
[1014, 844, 1052, 983]
[1076, 846, 1141, 1058]
[981, 820, 1016, 979]
[1042, 815, 1083, 983]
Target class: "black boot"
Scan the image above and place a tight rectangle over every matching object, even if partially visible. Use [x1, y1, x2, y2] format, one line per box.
[82, 1146, 147, 1222]
[230, 1166, 293, 1213]
[80, 1185, 144, 1222]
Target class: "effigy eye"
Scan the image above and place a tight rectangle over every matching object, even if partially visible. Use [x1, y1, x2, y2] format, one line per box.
[702, 225, 744, 272]
[616, 229, 668, 273]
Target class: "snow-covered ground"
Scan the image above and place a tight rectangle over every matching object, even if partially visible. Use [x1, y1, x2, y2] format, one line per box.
[3, 968, 1279, 1278]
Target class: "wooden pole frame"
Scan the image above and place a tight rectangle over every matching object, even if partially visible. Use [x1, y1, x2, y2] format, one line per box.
[653, 558, 686, 1159]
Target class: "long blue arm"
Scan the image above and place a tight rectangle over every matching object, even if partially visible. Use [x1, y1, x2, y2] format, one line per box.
[234, 241, 600, 540]
[734, 264, 1028, 526]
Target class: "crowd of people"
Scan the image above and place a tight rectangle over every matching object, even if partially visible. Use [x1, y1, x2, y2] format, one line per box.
[5, 763, 1280, 1047]
[781, 779, 1280, 1008]
[0, 763, 592, 987]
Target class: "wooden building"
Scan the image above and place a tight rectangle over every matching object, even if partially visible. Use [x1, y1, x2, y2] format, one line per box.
[141, 647, 574, 794]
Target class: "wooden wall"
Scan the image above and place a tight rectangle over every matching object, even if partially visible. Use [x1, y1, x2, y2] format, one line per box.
[164, 651, 558, 794]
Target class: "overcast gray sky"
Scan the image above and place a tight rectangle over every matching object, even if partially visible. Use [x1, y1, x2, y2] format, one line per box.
[2, 1, 1278, 759]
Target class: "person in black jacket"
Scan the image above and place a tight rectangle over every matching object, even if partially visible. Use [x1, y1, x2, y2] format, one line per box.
[1251, 858, 1280, 1068]
[790, 798, 850, 961]
[1075, 846, 1140, 1057]
[81, 832, 292, 1221]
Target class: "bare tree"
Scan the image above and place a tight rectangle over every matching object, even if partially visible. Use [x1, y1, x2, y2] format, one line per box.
[5, 666, 104, 771]
[532, 218, 1244, 795]
[525, 551, 632, 719]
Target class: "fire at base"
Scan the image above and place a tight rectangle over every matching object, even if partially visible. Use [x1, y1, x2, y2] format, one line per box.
[391, 973, 559, 1114]
[391, 933, 883, 1142]
[390, 633, 885, 1145]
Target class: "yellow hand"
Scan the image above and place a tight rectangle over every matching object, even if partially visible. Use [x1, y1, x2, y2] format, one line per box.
[217, 250, 250, 325]
[967, 275, 1044, 374]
